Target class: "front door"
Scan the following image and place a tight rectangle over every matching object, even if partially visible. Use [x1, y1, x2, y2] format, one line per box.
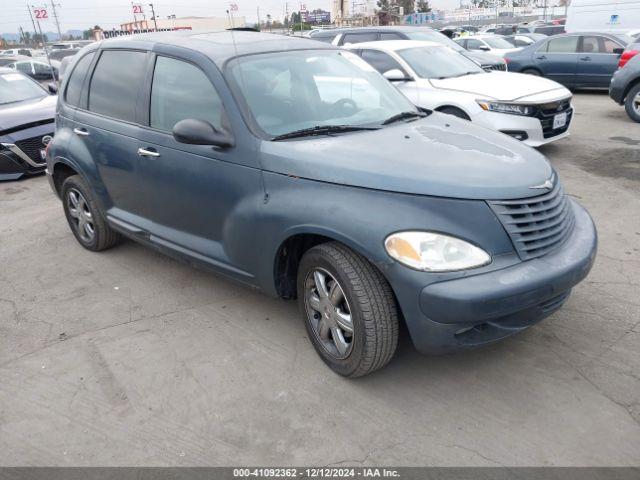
[136, 53, 263, 275]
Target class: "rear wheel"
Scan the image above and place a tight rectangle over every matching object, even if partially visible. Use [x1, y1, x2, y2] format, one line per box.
[624, 83, 640, 123]
[61, 175, 121, 251]
[438, 106, 471, 120]
[297, 242, 398, 377]
[522, 68, 541, 76]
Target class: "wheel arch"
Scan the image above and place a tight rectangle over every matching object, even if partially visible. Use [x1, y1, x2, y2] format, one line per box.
[622, 76, 640, 104]
[49, 158, 81, 197]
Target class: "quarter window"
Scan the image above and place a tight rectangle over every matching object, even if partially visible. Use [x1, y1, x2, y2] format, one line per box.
[65, 52, 95, 107]
[150, 56, 224, 132]
[546, 36, 579, 53]
[88, 50, 147, 122]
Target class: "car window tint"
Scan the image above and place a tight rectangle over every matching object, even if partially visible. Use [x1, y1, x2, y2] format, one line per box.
[33, 62, 50, 74]
[380, 32, 403, 40]
[342, 32, 378, 44]
[360, 49, 405, 75]
[581, 36, 599, 53]
[88, 50, 146, 122]
[150, 56, 223, 132]
[16, 62, 32, 74]
[65, 52, 95, 107]
[601, 37, 621, 53]
[466, 39, 483, 49]
[546, 36, 578, 53]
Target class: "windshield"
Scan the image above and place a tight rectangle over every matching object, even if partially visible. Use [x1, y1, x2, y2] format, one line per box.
[403, 31, 465, 51]
[397, 46, 484, 79]
[483, 37, 515, 49]
[227, 50, 418, 137]
[0, 72, 46, 104]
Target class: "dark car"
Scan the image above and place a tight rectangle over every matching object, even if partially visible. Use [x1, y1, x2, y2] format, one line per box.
[533, 25, 566, 36]
[309, 26, 507, 71]
[0, 68, 56, 180]
[47, 32, 596, 377]
[609, 52, 640, 122]
[7, 59, 61, 81]
[505, 32, 631, 88]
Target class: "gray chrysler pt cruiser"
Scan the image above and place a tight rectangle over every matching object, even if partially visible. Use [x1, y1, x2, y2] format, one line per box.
[46, 31, 597, 377]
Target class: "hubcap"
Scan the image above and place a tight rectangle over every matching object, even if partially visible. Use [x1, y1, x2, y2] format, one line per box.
[304, 268, 354, 359]
[633, 92, 640, 115]
[66, 188, 95, 243]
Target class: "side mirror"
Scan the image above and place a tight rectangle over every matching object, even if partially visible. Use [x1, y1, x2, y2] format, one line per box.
[383, 68, 411, 82]
[172, 119, 234, 148]
[613, 47, 624, 55]
[47, 82, 58, 94]
[478, 45, 491, 51]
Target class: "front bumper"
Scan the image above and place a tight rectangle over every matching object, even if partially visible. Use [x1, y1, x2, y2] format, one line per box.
[609, 71, 625, 104]
[394, 200, 597, 354]
[471, 107, 573, 148]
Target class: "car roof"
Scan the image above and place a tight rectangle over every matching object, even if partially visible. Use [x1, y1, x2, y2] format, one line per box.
[97, 30, 334, 66]
[344, 40, 443, 51]
[314, 25, 437, 35]
[473, 34, 506, 39]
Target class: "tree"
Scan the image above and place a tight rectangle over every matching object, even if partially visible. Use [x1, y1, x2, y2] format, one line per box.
[377, 0, 393, 25]
[395, 0, 415, 15]
[416, 0, 431, 12]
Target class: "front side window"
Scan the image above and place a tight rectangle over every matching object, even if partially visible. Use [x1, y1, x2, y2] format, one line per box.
[65, 52, 95, 107]
[88, 50, 147, 122]
[227, 50, 417, 137]
[0, 72, 46, 104]
[15, 62, 33, 74]
[466, 39, 484, 50]
[484, 37, 515, 49]
[546, 36, 579, 53]
[150, 56, 224, 132]
[581, 36, 600, 53]
[398, 46, 484, 79]
[360, 49, 406, 75]
[602, 37, 622, 53]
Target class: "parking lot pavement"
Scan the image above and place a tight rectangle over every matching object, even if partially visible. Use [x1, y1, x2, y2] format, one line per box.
[0, 91, 638, 467]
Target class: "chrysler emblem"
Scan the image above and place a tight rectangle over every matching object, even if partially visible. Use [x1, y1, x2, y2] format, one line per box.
[530, 176, 554, 190]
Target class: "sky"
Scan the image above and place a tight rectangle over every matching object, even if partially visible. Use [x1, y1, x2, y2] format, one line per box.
[0, 0, 458, 34]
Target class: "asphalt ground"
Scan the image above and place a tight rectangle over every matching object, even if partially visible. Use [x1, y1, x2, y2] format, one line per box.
[0, 91, 639, 466]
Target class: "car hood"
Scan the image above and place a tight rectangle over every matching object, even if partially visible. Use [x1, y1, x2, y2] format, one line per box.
[259, 113, 554, 200]
[429, 71, 570, 102]
[461, 50, 504, 66]
[0, 95, 56, 133]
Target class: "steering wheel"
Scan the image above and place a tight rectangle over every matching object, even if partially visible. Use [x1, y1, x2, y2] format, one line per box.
[329, 98, 359, 118]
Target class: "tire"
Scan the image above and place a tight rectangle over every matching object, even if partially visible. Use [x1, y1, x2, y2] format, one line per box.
[438, 106, 471, 120]
[297, 242, 398, 377]
[624, 83, 640, 123]
[521, 68, 541, 76]
[61, 175, 121, 251]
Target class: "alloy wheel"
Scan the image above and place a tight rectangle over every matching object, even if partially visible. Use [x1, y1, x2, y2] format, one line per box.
[633, 91, 640, 115]
[67, 188, 95, 243]
[304, 268, 354, 359]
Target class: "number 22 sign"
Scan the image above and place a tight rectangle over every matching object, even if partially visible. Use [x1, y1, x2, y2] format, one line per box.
[33, 7, 48, 19]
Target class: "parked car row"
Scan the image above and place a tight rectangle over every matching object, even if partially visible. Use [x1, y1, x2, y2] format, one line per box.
[38, 31, 597, 377]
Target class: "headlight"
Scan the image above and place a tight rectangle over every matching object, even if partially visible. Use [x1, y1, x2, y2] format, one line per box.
[476, 100, 533, 116]
[384, 231, 491, 272]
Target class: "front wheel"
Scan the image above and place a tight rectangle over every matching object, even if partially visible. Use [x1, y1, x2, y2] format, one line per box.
[297, 242, 399, 377]
[624, 83, 640, 123]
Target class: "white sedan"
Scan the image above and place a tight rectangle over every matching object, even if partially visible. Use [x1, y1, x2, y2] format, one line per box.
[345, 40, 573, 147]
[455, 34, 520, 57]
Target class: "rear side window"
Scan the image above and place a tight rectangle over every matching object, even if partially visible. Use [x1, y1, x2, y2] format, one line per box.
[546, 36, 578, 53]
[150, 56, 223, 132]
[581, 36, 599, 53]
[342, 32, 378, 45]
[65, 52, 95, 107]
[380, 32, 403, 40]
[88, 50, 146, 122]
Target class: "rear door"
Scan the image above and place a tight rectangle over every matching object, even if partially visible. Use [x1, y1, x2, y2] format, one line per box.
[577, 35, 625, 87]
[72, 49, 150, 225]
[536, 35, 579, 86]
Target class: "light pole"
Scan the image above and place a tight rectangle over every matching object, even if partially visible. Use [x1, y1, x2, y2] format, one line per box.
[148, 3, 158, 31]
[167, 14, 176, 30]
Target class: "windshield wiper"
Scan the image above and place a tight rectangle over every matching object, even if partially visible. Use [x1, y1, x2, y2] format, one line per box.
[271, 124, 379, 141]
[381, 111, 427, 125]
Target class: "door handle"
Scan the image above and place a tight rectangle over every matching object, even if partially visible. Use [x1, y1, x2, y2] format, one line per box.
[73, 127, 89, 136]
[137, 147, 160, 157]
[580, 56, 591, 61]
[536, 55, 547, 60]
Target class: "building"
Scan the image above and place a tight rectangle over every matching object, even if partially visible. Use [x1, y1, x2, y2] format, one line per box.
[332, 0, 351, 22]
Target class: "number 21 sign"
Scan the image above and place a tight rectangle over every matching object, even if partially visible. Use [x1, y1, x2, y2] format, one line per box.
[132, 4, 144, 14]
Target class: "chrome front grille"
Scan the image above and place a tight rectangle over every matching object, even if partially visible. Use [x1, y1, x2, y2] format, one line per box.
[483, 63, 507, 72]
[488, 179, 576, 260]
[14, 136, 47, 166]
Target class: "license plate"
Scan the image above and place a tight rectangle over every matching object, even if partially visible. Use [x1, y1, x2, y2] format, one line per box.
[553, 112, 567, 129]
[39, 149, 46, 160]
